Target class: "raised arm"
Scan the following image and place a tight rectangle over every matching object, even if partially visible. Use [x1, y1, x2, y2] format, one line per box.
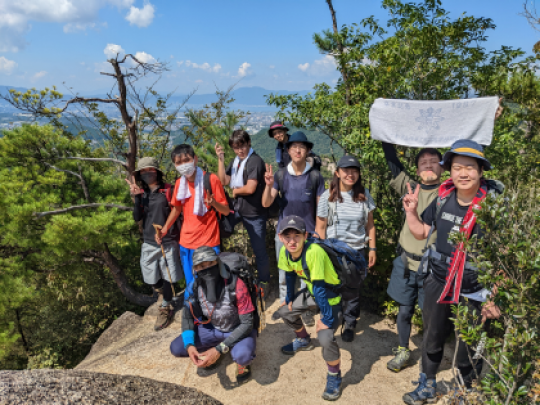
[261, 163, 278, 207]
[381, 142, 406, 179]
[403, 183, 432, 240]
[215, 143, 230, 186]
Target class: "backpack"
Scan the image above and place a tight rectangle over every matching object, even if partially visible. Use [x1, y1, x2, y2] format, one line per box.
[268, 168, 322, 219]
[295, 237, 368, 294]
[203, 172, 234, 239]
[184, 252, 266, 335]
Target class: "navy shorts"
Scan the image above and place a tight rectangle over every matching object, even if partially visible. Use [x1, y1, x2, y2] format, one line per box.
[386, 256, 425, 308]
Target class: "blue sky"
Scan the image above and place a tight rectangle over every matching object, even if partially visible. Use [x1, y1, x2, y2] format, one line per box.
[0, 0, 537, 95]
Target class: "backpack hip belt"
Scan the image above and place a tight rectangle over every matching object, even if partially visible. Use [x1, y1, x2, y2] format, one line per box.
[420, 246, 478, 274]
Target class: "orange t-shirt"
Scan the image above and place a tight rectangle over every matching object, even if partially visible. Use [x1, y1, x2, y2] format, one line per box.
[171, 172, 228, 250]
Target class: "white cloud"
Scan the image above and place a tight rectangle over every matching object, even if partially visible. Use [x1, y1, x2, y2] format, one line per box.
[298, 62, 310, 72]
[104, 43, 125, 59]
[177, 61, 184, 66]
[195, 79, 203, 83]
[184, 60, 221, 73]
[32, 70, 47, 80]
[269, 65, 275, 69]
[0, 0, 137, 52]
[0, 56, 18, 75]
[134, 51, 156, 64]
[125, 1, 155, 28]
[237, 62, 251, 77]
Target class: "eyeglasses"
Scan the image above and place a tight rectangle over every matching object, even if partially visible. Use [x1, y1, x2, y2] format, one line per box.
[289, 144, 307, 151]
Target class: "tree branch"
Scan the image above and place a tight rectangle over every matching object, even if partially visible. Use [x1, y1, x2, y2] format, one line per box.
[42, 161, 92, 202]
[34, 204, 133, 218]
[54, 156, 128, 170]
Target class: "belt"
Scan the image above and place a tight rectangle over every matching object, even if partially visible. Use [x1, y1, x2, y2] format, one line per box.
[397, 245, 423, 262]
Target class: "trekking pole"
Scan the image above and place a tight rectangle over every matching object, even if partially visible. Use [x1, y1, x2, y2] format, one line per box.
[152, 224, 176, 298]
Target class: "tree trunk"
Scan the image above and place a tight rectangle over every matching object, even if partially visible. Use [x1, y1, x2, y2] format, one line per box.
[14, 308, 29, 353]
[326, 0, 351, 106]
[101, 243, 156, 307]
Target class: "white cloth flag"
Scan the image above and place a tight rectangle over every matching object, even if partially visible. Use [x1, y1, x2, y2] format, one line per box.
[369, 97, 499, 147]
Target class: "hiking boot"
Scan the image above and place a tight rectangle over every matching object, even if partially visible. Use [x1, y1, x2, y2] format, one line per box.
[154, 304, 174, 331]
[322, 371, 342, 401]
[387, 346, 411, 372]
[302, 310, 315, 327]
[281, 337, 314, 355]
[402, 373, 437, 405]
[341, 323, 355, 342]
[236, 364, 252, 385]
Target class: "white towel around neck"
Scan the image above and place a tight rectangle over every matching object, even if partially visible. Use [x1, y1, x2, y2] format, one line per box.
[175, 166, 208, 216]
[369, 97, 499, 147]
[230, 148, 254, 189]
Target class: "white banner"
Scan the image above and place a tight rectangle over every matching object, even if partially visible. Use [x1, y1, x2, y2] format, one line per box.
[369, 97, 499, 147]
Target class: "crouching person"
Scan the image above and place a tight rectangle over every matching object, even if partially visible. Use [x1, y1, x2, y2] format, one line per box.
[277, 215, 343, 401]
[170, 246, 256, 385]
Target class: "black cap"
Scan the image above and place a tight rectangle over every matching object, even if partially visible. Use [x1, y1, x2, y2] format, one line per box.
[278, 215, 307, 235]
[285, 131, 314, 150]
[268, 121, 289, 138]
[337, 155, 361, 169]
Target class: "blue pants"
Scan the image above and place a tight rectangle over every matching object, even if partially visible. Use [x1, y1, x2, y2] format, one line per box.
[179, 245, 220, 298]
[170, 324, 257, 366]
[229, 212, 270, 282]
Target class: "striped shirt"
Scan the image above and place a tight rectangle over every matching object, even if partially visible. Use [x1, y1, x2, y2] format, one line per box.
[317, 188, 376, 249]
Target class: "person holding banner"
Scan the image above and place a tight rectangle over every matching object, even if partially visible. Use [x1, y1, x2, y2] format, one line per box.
[382, 143, 442, 372]
[401, 140, 502, 405]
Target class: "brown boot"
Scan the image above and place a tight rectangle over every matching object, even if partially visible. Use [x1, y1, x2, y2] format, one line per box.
[154, 304, 174, 331]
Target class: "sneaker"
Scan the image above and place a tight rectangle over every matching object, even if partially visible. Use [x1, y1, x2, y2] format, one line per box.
[236, 364, 252, 385]
[281, 337, 314, 355]
[322, 371, 342, 401]
[302, 310, 315, 327]
[387, 346, 411, 372]
[272, 307, 283, 321]
[154, 304, 174, 331]
[341, 323, 355, 342]
[402, 373, 437, 405]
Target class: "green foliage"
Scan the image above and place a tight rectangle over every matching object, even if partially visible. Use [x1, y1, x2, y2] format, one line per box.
[452, 181, 540, 404]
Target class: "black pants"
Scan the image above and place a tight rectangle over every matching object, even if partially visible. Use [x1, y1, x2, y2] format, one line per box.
[422, 274, 484, 386]
[341, 248, 367, 328]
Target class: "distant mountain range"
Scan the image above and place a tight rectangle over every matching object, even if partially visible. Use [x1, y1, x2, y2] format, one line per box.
[0, 85, 311, 111]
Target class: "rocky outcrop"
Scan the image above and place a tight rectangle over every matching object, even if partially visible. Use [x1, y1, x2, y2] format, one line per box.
[0, 369, 222, 405]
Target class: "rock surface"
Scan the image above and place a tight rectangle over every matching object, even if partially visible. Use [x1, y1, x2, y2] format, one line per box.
[74, 294, 458, 405]
[0, 369, 222, 405]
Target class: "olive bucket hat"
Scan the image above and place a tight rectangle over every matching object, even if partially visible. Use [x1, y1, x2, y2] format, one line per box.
[134, 157, 162, 173]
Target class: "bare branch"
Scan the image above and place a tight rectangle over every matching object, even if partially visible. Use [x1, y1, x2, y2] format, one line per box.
[34, 203, 133, 218]
[54, 156, 128, 170]
[42, 161, 92, 202]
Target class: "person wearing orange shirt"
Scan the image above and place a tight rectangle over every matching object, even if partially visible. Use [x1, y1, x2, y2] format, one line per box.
[156, 144, 230, 290]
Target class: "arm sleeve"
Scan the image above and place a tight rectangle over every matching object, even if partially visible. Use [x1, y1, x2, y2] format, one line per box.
[225, 161, 233, 176]
[247, 157, 264, 181]
[317, 191, 329, 218]
[364, 189, 376, 212]
[285, 271, 297, 304]
[421, 198, 438, 226]
[222, 312, 253, 347]
[316, 172, 325, 197]
[210, 173, 228, 207]
[312, 280, 334, 328]
[181, 303, 196, 349]
[382, 142, 405, 179]
[132, 194, 144, 222]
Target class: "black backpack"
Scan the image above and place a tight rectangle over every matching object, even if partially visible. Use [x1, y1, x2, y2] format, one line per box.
[291, 237, 368, 294]
[268, 168, 321, 219]
[184, 252, 266, 334]
[203, 172, 234, 238]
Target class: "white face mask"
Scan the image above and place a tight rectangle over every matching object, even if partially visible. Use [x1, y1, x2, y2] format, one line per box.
[176, 161, 196, 177]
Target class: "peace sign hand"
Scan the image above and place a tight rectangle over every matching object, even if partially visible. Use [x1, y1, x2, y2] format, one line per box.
[125, 176, 143, 195]
[264, 163, 274, 186]
[402, 183, 420, 213]
[204, 192, 215, 207]
[215, 142, 225, 162]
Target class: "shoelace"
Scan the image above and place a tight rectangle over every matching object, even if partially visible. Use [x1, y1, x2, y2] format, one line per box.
[326, 373, 339, 391]
[237, 365, 248, 375]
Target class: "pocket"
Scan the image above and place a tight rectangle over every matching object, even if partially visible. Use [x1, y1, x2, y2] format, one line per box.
[300, 188, 313, 203]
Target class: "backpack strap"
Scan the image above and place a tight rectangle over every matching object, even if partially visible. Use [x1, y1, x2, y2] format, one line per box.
[158, 183, 174, 205]
[327, 200, 337, 227]
[307, 169, 320, 192]
[276, 168, 286, 193]
[285, 241, 312, 283]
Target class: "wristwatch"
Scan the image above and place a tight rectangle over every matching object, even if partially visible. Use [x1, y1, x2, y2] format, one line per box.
[216, 342, 229, 354]
[369, 247, 377, 252]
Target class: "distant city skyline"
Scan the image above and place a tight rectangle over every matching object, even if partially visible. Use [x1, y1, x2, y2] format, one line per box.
[0, 1, 537, 95]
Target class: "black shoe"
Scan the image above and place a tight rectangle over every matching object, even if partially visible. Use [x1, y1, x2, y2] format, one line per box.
[341, 324, 355, 342]
[302, 310, 315, 327]
[272, 307, 282, 321]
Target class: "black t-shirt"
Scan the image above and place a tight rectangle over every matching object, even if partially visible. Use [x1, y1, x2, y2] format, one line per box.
[421, 192, 483, 292]
[225, 152, 267, 218]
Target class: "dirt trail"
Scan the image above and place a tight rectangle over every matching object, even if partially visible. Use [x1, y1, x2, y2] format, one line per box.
[77, 297, 456, 405]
